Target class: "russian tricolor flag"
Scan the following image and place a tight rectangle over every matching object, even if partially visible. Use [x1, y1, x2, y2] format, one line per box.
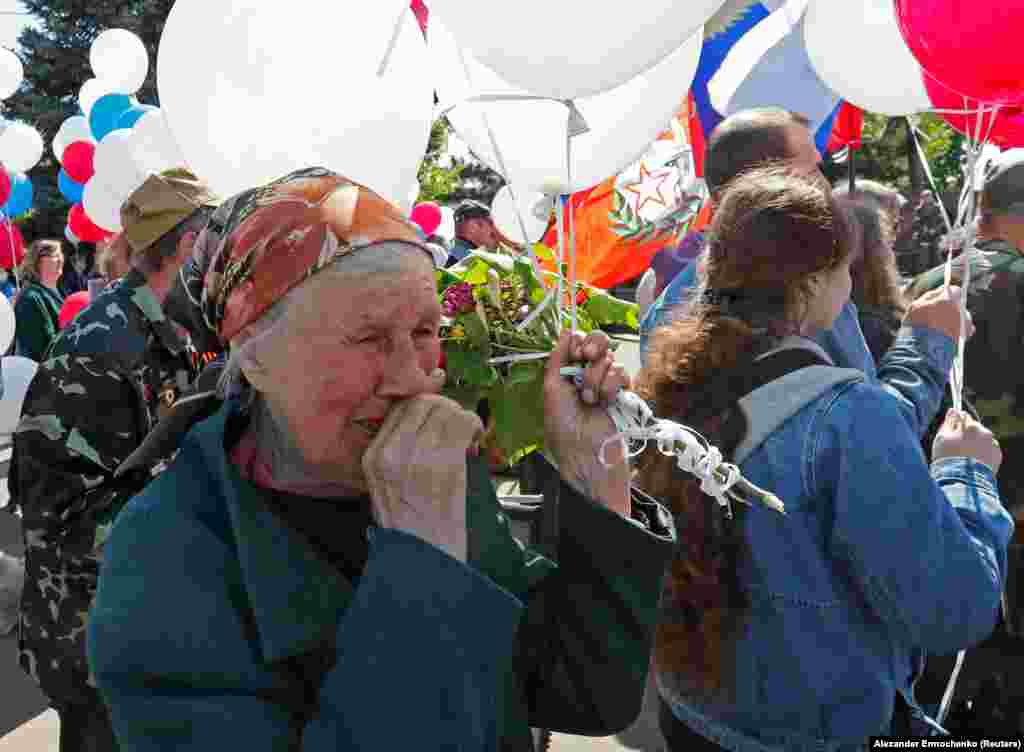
[688, 0, 858, 176]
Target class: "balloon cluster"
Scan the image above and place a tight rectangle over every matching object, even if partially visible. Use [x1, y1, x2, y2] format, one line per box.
[54, 29, 185, 243]
[805, 0, 1024, 146]
[0, 48, 38, 234]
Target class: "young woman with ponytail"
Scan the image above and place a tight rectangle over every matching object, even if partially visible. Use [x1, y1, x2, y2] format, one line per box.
[638, 166, 1012, 751]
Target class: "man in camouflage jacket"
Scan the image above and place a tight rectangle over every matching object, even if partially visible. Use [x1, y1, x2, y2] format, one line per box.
[10, 170, 219, 750]
[906, 152, 1024, 517]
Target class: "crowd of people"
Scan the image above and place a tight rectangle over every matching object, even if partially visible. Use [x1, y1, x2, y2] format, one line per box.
[0, 104, 1019, 752]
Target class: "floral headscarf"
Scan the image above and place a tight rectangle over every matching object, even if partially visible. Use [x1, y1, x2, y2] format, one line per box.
[201, 167, 430, 343]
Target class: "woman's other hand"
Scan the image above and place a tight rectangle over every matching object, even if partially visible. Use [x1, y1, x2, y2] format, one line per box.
[933, 408, 1003, 473]
[363, 393, 483, 563]
[905, 285, 975, 341]
[543, 330, 632, 517]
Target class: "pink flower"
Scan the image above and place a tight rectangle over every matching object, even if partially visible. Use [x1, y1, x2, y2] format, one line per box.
[442, 282, 476, 316]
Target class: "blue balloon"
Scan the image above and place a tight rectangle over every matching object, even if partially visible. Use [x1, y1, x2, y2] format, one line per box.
[2, 173, 32, 219]
[89, 93, 134, 141]
[118, 104, 158, 130]
[58, 169, 84, 204]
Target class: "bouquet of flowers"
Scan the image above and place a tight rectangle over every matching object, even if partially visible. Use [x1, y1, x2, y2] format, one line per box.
[439, 245, 640, 464]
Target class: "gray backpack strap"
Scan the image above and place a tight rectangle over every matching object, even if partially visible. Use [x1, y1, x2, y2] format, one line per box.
[732, 343, 864, 467]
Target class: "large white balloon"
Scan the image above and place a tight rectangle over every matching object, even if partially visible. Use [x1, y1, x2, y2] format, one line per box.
[0, 357, 38, 436]
[433, 19, 704, 194]
[157, 0, 433, 204]
[804, 0, 931, 117]
[0, 123, 43, 174]
[491, 186, 551, 244]
[79, 78, 114, 120]
[83, 177, 128, 232]
[90, 29, 150, 95]
[52, 115, 95, 161]
[429, 0, 723, 101]
[0, 49, 23, 100]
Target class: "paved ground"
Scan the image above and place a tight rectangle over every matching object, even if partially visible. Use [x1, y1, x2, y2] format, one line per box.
[0, 337, 656, 749]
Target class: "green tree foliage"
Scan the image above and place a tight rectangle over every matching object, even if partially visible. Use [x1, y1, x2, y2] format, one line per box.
[2, 0, 174, 240]
[822, 113, 963, 196]
[416, 117, 463, 204]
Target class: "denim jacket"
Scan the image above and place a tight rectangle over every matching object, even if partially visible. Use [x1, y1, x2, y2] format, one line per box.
[659, 327, 1015, 751]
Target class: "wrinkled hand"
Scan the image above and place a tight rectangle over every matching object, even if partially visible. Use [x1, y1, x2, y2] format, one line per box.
[905, 285, 975, 341]
[933, 408, 1002, 472]
[543, 330, 632, 516]
[363, 392, 483, 563]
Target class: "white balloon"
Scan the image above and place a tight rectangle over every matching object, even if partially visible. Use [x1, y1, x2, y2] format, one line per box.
[157, 0, 433, 204]
[0, 356, 37, 435]
[437, 206, 455, 241]
[0, 123, 43, 174]
[491, 185, 551, 244]
[0, 49, 23, 100]
[129, 109, 187, 174]
[429, 0, 723, 100]
[79, 78, 114, 120]
[90, 29, 150, 95]
[83, 178, 128, 232]
[804, 0, 931, 117]
[433, 19, 704, 194]
[93, 129, 147, 198]
[52, 115, 95, 161]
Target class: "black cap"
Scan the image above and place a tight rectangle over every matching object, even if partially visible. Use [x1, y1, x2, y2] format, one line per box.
[454, 200, 491, 224]
[984, 150, 1024, 216]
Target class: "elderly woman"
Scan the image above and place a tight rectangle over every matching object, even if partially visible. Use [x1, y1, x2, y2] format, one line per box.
[14, 239, 65, 360]
[87, 168, 675, 751]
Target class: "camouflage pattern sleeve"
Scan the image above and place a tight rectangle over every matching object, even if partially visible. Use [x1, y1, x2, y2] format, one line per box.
[15, 350, 146, 550]
[14, 350, 147, 704]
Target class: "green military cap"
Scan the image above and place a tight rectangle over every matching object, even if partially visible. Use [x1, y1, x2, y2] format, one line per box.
[120, 169, 221, 255]
[983, 150, 1024, 217]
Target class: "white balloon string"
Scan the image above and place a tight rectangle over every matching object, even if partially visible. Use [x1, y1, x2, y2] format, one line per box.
[376, 4, 407, 78]
[565, 114, 578, 333]
[555, 367, 785, 516]
[515, 286, 556, 333]
[907, 117, 953, 234]
[555, 194, 566, 332]
[3, 216, 16, 290]
[449, 47, 540, 272]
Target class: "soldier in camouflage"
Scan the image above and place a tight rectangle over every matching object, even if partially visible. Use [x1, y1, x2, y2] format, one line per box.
[907, 151, 1024, 518]
[10, 169, 219, 751]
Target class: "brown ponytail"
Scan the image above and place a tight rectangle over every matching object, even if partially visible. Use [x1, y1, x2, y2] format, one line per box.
[637, 165, 852, 698]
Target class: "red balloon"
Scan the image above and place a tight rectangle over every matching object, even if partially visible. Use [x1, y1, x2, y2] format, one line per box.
[0, 223, 24, 270]
[62, 141, 96, 184]
[924, 74, 1024, 149]
[410, 202, 442, 236]
[58, 291, 91, 329]
[68, 203, 112, 244]
[0, 169, 11, 207]
[895, 0, 1024, 105]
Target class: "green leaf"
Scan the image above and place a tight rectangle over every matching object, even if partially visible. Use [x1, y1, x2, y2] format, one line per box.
[466, 248, 516, 273]
[513, 257, 546, 307]
[461, 312, 492, 358]
[582, 288, 640, 331]
[461, 258, 491, 285]
[445, 344, 498, 389]
[490, 371, 547, 460]
[506, 361, 544, 386]
[532, 243, 555, 263]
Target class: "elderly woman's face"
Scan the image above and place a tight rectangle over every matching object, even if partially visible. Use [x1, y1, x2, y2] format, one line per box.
[258, 251, 442, 490]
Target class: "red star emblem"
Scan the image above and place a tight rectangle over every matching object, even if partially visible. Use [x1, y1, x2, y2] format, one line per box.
[623, 163, 674, 214]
